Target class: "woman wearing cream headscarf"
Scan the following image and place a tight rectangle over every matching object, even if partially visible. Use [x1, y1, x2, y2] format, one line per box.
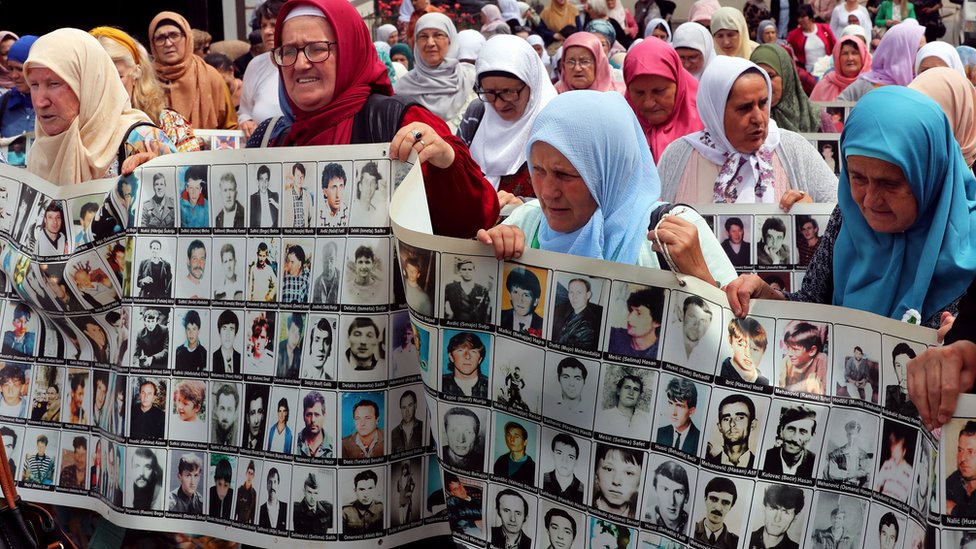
[910, 67, 976, 171]
[24, 28, 177, 185]
[711, 7, 758, 58]
[149, 11, 238, 130]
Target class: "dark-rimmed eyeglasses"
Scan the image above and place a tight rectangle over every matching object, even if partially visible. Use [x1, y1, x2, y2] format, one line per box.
[152, 31, 185, 46]
[271, 41, 337, 67]
[476, 85, 527, 103]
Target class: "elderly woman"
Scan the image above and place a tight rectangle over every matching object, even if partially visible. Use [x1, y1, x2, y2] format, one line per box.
[376, 23, 399, 46]
[624, 38, 702, 162]
[0, 35, 36, 138]
[672, 22, 715, 79]
[25, 28, 178, 185]
[247, 0, 498, 239]
[458, 35, 557, 204]
[537, 0, 581, 46]
[477, 90, 737, 288]
[751, 44, 833, 133]
[587, 0, 634, 49]
[390, 42, 413, 71]
[810, 35, 872, 100]
[909, 67, 976, 171]
[915, 41, 966, 75]
[711, 7, 757, 59]
[149, 11, 237, 130]
[555, 32, 625, 92]
[91, 27, 206, 152]
[838, 19, 926, 101]
[396, 13, 477, 132]
[657, 58, 836, 206]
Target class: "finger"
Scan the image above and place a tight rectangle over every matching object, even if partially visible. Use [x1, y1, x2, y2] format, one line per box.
[924, 353, 944, 427]
[907, 356, 932, 428]
[389, 126, 413, 161]
[476, 229, 493, 246]
[938, 351, 963, 425]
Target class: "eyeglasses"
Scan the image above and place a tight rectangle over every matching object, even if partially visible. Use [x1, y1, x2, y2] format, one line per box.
[564, 58, 593, 69]
[152, 31, 185, 46]
[476, 85, 527, 103]
[271, 41, 337, 67]
[416, 32, 449, 44]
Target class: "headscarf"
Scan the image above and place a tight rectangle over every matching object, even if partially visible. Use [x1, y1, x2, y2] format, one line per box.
[275, 0, 393, 146]
[607, 0, 629, 32]
[834, 87, 976, 321]
[555, 32, 625, 92]
[860, 19, 925, 86]
[456, 29, 486, 61]
[585, 19, 616, 49]
[810, 35, 871, 101]
[396, 13, 476, 124]
[644, 17, 672, 41]
[374, 40, 391, 56]
[624, 38, 702, 162]
[390, 42, 414, 70]
[526, 34, 552, 69]
[688, 0, 721, 24]
[0, 31, 20, 89]
[24, 28, 152, 184]
[957, 45, 976, 73]
[149, 11, 229, 129]
[376, 45, 398, 84]
[915, 41, 966, 77]
[4, 36, 38, 112]
[376, 24, 398, 43]
[672, 22, 716, 79]
[470, 35, 558, 186]
[756, 19, 777, 43]
[841, 23, 870, 44]
[526, 90, 661, 264]
[710, 7, 755, 59]
[481, 5, 509, 34]
[499, 0, 521, 22]
[909, 67, 976, 167]
[539, 0, 579, 34]
[518, 2, 540, 26]
[750, 44, 820, 133]
[683, 57, 782, 203]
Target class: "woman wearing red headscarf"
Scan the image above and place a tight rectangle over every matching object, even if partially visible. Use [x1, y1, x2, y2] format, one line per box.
[247, 0, 499, 238]
[623, 37, 703, 162]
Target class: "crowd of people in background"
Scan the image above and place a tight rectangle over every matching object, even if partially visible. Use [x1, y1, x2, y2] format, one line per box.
[2, 0, 976, 545]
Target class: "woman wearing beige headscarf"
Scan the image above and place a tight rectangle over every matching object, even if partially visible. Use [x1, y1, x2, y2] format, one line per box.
[149, 11, 238, 130]
[24, 28, 178, 185]
[711, 7, 758, 58]
[909, 66, 976, 171]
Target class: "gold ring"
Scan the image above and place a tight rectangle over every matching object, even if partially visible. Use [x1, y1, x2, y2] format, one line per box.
[418, 139, 427, 148]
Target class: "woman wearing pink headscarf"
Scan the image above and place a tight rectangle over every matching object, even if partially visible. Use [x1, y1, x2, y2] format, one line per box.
[623, 38, 702, 162]
[688, 0, 721, 26]
[810, 34, 872, 100]
[838, 19, 925, 101]
[555, 31, 625, 92]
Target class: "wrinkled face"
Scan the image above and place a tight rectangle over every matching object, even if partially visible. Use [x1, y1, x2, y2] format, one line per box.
[179, 467, 200, 495]
[764, 503, 797, 537]
[214, 393, 237, 432]
[355, 479, 376, 505]
[675, 47, 704, 74]
[779, 417, 815, 456]
[761, 26, 777, 44]
[510, 286, 536, 317]
[417, 28, 449, 67]
[654, 474, 688, 523]
[682, 304, 711, 343]
[480, 74, 530, 122]
[304, 401, 325, 433]
[391, 53, 409, 68]
[714, 29, 740, 55]
[595, 452, 641, 507]
[724, 72, 769, 154]
[8, 60, 27, 94]
[719, 401, 753, 444]
[450, 343, 483, 376]
[354, 405, 378, 437]
[627, 74, 678, 126]
[552, 441, 578, 477]
[153, 24, 185, 65]
[547, 516, 575, 549]
[668, 398, 694, 430]
[562, 46, 597, 90]
[756, 63, 783, 108]
[530, 141, 598, 234]
[559, 366, 585, 400]
[847, 155, 919, 233]
[28, 67, 81, 136]
[505, 426, 526, 453]
[280, 16, 338, 112]
[349, 325, 379, 360]
[626, 305, 657, 339]
[595, 34, 611, 56]
[567, 280, 590, 312]
[839, 42, 863, 77]
[132, 454, 154, 488]
[446, 414, 477, 456]
[498, 494, 527, 534]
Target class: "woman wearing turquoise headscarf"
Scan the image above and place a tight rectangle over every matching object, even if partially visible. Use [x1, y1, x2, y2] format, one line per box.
[726, 86, 976, 330]
[476, 90, 737, 287]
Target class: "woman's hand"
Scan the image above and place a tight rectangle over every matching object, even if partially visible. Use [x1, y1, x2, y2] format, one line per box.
[779, 189, 812, 212]
[648, 215, 716, 286]
[908, 340, 976, 430]
[477, 225, 526, 260]
[121, 138, 170, 175]
[724, 274, 786, 317]
[497, 191, 524, 209]
[390, 123, 456, 169]
[938, 311, 956, 343]
[240, 119, 258, 139]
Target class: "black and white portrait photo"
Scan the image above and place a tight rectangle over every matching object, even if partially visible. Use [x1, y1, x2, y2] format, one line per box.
[591, 443, 644, 519]
[661, 292, 721, 374]
[292, 466, 335, 535]
[211, 238, 245, 301]
[128, 377, 167, 441]
[882, 338, 925, 417]
[338, 315, 387, 384]
[311, 238, 344, 305]
[126, 447, 165, 510]
[341, 237, 390, 306]
[653, 374, 708, 456]
[246, 238, 279, 302]
[349, 159, 390, 228]
[593, 365, 656, 441]
[134, 237, 174, 299]
[744, 482, 812, 549]
[702, 389, 771, 470]
[302, 315, 337, 381]
[539, 428, 589, 505]
[167, 451, 205, 514]
[872, 419, 918, 503]
[535, 501, 584, 549]
[818, 409, 879, 488]
[208, 454, 237, 519]
[390, 458, 422, 527]
[487, 485, 536, 549]
[173, 308, 209, 372]
[717, 215, 752, 267]
[442, 255, 494, 325]
[390, 312, 421, 379]
[241, 384, 270, 451]
[140, 168, 176, 229]
[257, 462, 291, 530]
[832, 325, 881, 403]
[388, 386, 426, 454]
[398, 242, 435, 317]
[210, 382, 241, 447]
[690, 472, 753, 549]
[542, 353, 599, 431]
[244, 311, 276, 377]
[641, 456, 697, 535]
[280, 239, 313, 304]
[441, 405, 488, 472]
[755, 215, 792, 266]
[758, 401, 828, 480]
[132, 307, 170, 370]
[492, 338, 543, 414]
[340, 467, 385, 535]
[211, 309, 243, 375]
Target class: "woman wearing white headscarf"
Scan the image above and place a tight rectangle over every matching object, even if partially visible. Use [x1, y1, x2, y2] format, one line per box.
[526, 34, 557, 79]
[458, 35, 557, 204]
[376, 23, 399, 46]
[644, 17, 672, 41]
[657, 57, 836, 205]
[672, 22, 715, 79]
[499, 0, 522, 28]
[456, 29, 486, 63]
[396, 12, 478, 132]
[915, 41, 967, 76]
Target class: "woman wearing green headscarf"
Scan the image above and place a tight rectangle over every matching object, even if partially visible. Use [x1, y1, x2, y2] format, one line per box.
[390, 42, 414, 71]
[750, 44, 833, 133]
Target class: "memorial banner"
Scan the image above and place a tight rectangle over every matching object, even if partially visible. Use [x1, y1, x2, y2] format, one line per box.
[2, 144, 444, 548]
[391, 175, 942, 549]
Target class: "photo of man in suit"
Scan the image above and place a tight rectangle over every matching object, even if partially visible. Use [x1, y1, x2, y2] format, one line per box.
[720, 217, 750, 266]
[550, 278, 602, 351]
[249, 165, 279, 228]
[136, 240, 172, 298]
[762, 404, 817, 478]
[212, 310, 242, 375]
[655, 377, 700, 455]
[259, 467, 287, 530]
[490, 489, 532, 549]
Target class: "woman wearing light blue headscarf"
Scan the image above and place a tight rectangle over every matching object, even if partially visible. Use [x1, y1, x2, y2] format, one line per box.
[476, 90, 737, 286]
[726, 87, 976, 328]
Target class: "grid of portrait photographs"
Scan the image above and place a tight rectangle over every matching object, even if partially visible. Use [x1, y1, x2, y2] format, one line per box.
[693, 203, 836, 293]
[396, 221, 944, 549]
[0, 148, 459, 546]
